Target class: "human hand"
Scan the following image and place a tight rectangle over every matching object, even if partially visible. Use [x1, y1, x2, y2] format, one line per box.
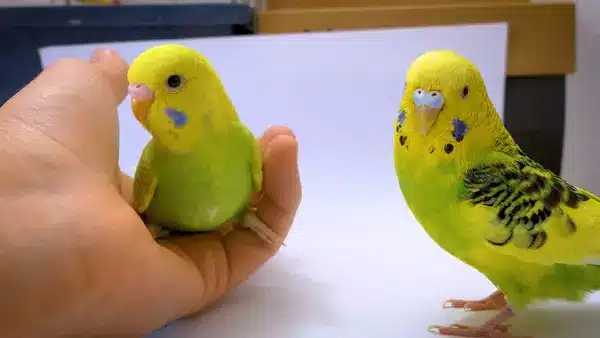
[0, 48, 301, 337]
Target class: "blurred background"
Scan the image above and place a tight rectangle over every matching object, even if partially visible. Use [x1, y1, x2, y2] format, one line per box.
[1, 0, 594, 194]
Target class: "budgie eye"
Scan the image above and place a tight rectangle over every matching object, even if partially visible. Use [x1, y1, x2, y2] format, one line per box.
[461, 86, 469, 98]
[166, 74, 184, 90]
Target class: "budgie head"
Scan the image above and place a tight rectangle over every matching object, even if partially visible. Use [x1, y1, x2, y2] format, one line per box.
[401, 50, 498, 139]
[127, 44, 238, 152]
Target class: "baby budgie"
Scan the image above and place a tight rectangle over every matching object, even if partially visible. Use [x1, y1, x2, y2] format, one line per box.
[394, 50, 600, 337]
[127, 43, 280, 244]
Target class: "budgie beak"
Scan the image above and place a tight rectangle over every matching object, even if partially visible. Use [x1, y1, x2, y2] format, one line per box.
[412, 89, 444, 136]
[415, 105, 442, 136]
[128, 84, 154, 124]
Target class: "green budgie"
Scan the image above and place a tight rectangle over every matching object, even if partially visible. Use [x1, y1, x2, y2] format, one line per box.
[127, 43, 279, 244]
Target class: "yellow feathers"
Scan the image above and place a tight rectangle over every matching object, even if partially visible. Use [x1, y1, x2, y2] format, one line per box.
[127, 44, 238, 152]
[394, 50, 600, 313]
[395, 50, 508, 177]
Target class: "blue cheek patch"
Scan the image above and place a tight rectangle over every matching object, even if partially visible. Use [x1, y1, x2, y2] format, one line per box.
[452, 118, 468, 142]
[165, 108, 188, 128]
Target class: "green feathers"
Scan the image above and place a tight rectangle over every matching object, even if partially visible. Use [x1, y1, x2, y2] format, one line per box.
[127, 44, 263, 235]
[139, 123, 260, 232]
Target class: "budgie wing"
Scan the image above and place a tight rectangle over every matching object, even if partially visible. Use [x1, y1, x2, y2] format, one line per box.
[233, 121, 262, 193]
[460, 151, 600, 266]
[132, 141, 158, 214]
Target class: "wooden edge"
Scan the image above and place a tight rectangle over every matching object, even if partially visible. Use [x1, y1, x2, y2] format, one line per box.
[267, 0, 528, 11]
[257, 2, 575, 76]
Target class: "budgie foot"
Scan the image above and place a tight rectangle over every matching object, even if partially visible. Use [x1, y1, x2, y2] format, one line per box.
[442, 290, 507, 311]
[147, 223, 171, 239]
[240, 210, 284, 246]
[428, 306, 531, 338]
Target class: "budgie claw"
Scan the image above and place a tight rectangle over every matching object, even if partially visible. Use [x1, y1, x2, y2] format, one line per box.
[147, 223, 171, 239]
[442, 290, 507, 311]
[241, 211, 284, 246]
[428, 306, 531, 337]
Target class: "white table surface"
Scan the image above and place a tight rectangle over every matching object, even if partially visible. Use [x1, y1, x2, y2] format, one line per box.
[39, 23, 600, 338]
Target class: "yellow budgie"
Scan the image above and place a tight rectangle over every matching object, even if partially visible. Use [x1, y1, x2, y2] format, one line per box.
[394, 50, 600, 337]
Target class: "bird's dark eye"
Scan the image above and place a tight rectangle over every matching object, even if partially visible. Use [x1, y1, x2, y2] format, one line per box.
[167, 75, 182, 89]
[461, 86, 469, 98]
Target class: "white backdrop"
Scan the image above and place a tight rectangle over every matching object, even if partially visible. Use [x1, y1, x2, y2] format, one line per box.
[37, 24, 595, 338]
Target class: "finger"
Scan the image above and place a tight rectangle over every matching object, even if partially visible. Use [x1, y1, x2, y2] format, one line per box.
[119, 171, 134, 206]
[0, 48, 128, 180]
[257, 125, 296, 149]
[256, 133, 302, 227]
[222, 133, 301, 285]
[249, 125, 297, 205]
[89, 48, 130, 106]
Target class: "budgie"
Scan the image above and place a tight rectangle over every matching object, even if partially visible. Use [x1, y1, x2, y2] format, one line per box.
[127, 43, 280, 244]
[394, 50, 600, 337]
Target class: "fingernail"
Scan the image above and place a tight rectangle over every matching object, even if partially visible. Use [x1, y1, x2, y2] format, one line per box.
[427, 326, 440, 334]
[90, 48, 117, 63]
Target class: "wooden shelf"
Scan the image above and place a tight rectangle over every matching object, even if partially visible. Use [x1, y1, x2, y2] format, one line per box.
[266, 0, 528, 11]
[257, 2, 575, 76]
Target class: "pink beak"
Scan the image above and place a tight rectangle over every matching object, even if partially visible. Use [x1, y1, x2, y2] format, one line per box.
[128, 84, 154, 101]
[128, 84, 154, 123]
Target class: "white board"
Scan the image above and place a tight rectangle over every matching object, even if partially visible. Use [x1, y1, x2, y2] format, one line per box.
[37, 24, 594, 338]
